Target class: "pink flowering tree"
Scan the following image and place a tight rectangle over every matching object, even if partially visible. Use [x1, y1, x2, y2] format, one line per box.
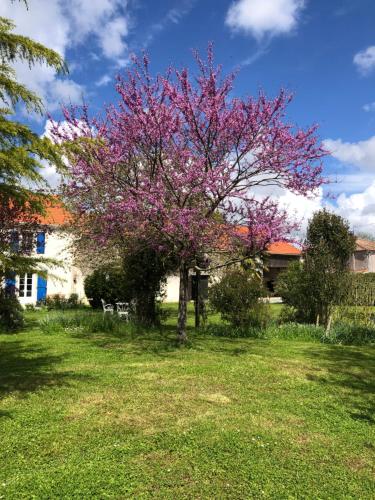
[53, 46, 326, 342]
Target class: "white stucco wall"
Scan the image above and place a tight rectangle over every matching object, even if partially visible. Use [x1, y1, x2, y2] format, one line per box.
[164, 275, 180, 303]
[17, 229, 86, 306]
[368, 253, 375, 273]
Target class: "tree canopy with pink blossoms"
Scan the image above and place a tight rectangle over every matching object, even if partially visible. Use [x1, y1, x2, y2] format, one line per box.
[53, 46, 326, 341]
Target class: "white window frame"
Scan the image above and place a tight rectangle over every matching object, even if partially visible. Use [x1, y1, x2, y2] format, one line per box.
[19, 273, 33, 298]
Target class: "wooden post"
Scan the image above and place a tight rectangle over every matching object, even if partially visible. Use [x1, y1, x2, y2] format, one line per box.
[194, 269, 201, 329]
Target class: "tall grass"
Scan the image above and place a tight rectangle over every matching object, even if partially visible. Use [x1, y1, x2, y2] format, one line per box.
[38, 311, 129, 335]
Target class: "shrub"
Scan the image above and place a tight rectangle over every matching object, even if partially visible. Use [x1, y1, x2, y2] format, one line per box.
[45, 293, 82, 310]
[277, 210, 356, 329]
[209, 269, 270, 328]
[276, 262, 314, 323]
[348, 273, 375, 306]
[278, 304, 299, 324]
[0, 291, 24, 332]
[84, 264, 129, 309]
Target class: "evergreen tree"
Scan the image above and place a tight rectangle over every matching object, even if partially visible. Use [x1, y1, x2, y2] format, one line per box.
[277, 210, 356, 331]
[0, 2, 67, 282]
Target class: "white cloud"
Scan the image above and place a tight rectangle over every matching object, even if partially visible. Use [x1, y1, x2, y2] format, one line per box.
[335, 182, 375, 235]
[99, 16, 128, 59]
[273, 184, 375, 238]
[225, 0, 306, 40]
[278, 188, 325, 235]
[353, 46, 375, 75]
[47, 79, 85, 110]
[0, 0, 130, 115]
[322, 134, 375, 236]
[363, 102, 375, 112]
[324, 136, 375, 170]
[95, 74, 112, 87]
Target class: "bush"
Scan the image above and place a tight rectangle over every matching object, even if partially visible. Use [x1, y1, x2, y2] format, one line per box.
[278, 304, 299, 324]
[45, 293, 82, 310]
[209, 269, 270, 328]
[348, 273, 375, 306]
[0, 292, 24, 332]
[277, 210, 356, 329]
[276, 261, 315, 323]
[84, 264, 129, 309]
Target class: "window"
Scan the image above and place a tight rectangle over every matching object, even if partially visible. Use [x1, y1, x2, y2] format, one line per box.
[21, 231, 35, 253]
[10, 231, 19, 252]
[19, 273, 33, 298]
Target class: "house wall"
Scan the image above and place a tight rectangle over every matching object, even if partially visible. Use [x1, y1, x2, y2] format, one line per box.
[17, 229, 86, 307]
[368, 253, 375, 272]
[351, 251, 369, 272]
[164, 275, 180, 303]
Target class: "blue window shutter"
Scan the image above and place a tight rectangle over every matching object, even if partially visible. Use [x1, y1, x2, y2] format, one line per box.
[36, 232, 45, 254]
[37, 275, 47, 302]
[5, 272, 16, 295]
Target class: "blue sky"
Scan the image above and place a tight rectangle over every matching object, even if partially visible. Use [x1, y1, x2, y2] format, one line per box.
[3, 0, 375, 234]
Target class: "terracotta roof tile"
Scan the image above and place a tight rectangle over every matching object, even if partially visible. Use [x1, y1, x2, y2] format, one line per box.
[36, 200, 71, 225]
[266, 241, 301, 256]
[355, 238, 375, 252]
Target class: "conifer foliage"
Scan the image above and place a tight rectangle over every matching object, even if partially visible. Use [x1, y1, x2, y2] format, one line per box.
[0, 1, 66, 281]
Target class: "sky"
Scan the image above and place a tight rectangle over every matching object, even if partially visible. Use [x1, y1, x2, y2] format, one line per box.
[3, 0, 375, 235]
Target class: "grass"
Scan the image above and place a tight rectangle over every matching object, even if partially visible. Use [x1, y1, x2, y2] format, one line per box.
[0, 307, 374, 499]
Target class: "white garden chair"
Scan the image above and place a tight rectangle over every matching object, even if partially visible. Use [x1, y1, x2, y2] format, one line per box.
[116, 302, 130, 320]
[101, 299, 114, 314]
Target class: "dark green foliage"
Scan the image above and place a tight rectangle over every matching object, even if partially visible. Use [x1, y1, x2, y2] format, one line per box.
[84, 265, 129, 309]
[0, 4, 66, 282]
[122, 247, 176, 326]
[306, 209, 356, 266]
[44, 293, 81, 310]
[324, 323, 375, 345]
[348, 273, 375, 306]
[276, 261, 315, 323]
[277, 210, 356, 329]
[209, 268, 269, 328]
[0, 290, 23, 331]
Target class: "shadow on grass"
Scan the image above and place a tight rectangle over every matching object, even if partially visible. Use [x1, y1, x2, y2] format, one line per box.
[70, 323, 191, 357]
[304, 345, 375, 424]
[68, 320, 260, 359]
[0, 339, 91, 402]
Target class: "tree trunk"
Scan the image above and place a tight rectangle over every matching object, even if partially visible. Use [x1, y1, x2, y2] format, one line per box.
[325, 314, 332, 335]
[136, 292, 157, 326]
[177, 262, 189, 343]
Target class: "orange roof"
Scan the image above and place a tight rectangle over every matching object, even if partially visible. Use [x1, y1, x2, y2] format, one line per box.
[266, 241, 301, 256]
[235, 226, 301, 255]
[356, 238, 375, 252]
[36, 199, 71, 225]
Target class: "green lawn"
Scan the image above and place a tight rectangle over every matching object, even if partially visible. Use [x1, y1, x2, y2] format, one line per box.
[0, 310, 374, 499]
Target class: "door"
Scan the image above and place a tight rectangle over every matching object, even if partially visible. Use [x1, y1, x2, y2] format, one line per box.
[37, 275, 47, 302]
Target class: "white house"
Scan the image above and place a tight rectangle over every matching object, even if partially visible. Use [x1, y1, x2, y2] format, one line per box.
[7, 201, 305, 306]
[6, 203, 86, 307]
